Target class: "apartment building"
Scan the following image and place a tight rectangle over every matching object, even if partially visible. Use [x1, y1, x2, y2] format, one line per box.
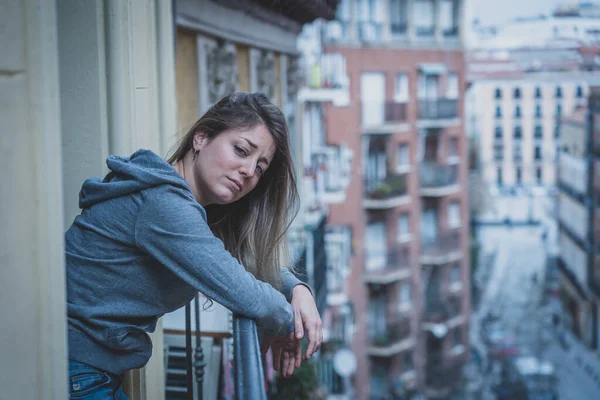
[314, 1, 471, 398]
[556, 88, 600, 353]
[470, 74, 590, 188]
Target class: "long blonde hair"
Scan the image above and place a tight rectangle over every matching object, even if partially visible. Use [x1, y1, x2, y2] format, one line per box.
[168, 92, 299, 289]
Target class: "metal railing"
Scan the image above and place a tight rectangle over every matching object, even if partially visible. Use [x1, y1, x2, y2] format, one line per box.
[421, 229, 461, 260]
[365, 245, 411, 278]
[419, 163, 459, 188]
[369, 318, 411, 347]
[182, 303, 267, 399]
[362, 101, 408, 127]
[364, 173, 408, 200]
[426, 357, 464, 390]
[418, 99, 458, 119]
[424, 294, 462, 322]
[306, 53, 348, 89]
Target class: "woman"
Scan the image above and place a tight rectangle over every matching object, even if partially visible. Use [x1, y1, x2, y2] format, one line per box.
[66, 92, 322, 399]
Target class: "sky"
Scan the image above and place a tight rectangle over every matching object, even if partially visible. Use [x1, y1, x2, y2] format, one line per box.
[469, 0, 570, 26]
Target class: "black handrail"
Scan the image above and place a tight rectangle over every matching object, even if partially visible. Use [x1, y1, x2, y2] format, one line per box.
[233, 317, 267, 400]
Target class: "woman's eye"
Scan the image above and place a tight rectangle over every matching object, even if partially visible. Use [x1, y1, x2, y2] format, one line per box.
[255, 165, 264, 175]
[234, 146, 247, 156]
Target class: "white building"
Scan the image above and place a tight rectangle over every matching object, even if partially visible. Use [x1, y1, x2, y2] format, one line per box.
[467, 73, 600, 188]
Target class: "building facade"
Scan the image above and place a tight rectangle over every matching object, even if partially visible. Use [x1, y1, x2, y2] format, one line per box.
[470, 75, 590, 189]
[313, 0, 472, 398]
[556, 88, 600, 355]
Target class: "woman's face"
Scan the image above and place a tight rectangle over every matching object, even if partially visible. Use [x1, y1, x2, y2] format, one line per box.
[192, 124, 276, 206]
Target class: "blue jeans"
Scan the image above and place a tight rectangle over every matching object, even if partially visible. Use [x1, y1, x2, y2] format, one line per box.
[68, 360, 129, 400]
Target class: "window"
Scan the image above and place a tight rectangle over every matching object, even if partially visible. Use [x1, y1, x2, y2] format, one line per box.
[441, 0, 458, 36]
[576, 85, 583, 98]
[495, 105, 502, 118]
[556, 86, 563, 98]
[535, 125, 543, 139]
[390, 0, 408, 34]
[497, 167, 503, 185]
[399, 282, 411, 307]
[366, 222, 387, 270]
[394, 73, 409, 102]
[414, 0, 435, 36]
[536, 167, 542, 183]
[447, 73, 459, 99]
[514, 125, 522, 139]
[534, 145, 542, 160]
[495, 88, 502, 99]
[556, 103, 563, 116]
[495, 126, 502, 138]
[448, 201, 461, 228]
[452, 327, 462, 347]
[403, 352, 413, 371]
[514, 145, 522, 162]
[398, 213, 410, 240]
[535, 104, 542, 118]
[515, 105, 521, 118]
[494, 144, 503, 161]
[516, 167, 522, 184]
[535, 86, 542, 98]
[448, 137, 458, 159]
[396, 143, 410, 170]
[450, 263, 460, 284]
[514, 87, 521, 99]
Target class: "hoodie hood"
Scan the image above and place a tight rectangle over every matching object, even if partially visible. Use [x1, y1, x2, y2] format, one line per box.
[79, 149, 191, 209]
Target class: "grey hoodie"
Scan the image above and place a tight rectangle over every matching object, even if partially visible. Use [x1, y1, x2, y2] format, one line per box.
[66, 149, 300, 375]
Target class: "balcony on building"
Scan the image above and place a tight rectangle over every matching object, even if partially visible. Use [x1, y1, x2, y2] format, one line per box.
[363, 172, 410, 209]
[302, 173, 329, 228]
[364, 244, 411, 285]
[361, 101, 410, 134]
[367, 315, 413, 357]
[417, 97, 459, 127]
[558, 151, 588, 195]
[312, 144, 354, 204]
[425, 355, 465, 398]
[419, 162, 460, 197]
[358, 20, 384, 43]
[423, 292, 462, 325]
[325, 225, 353, 307]
[420, 228, 462, 265]
[321, 19, 351, 44]
[298, 52, 349, 106]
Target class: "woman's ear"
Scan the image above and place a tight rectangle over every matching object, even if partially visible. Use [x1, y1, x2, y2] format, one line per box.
[193, 131, 208, 151]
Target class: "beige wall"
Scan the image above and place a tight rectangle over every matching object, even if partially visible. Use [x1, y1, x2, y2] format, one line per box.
[176, 29, 199, 137]
[476, 78, 586, 187]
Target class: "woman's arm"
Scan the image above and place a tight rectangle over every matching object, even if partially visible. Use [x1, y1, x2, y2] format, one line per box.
[135, 188, 293, 335]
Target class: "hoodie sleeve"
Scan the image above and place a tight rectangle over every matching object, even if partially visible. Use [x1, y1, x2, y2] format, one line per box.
[280, 267, 312, 302]
[134, 187, 294, 335]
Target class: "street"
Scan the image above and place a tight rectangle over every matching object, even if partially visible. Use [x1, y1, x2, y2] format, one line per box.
[470, 192, 600, 399]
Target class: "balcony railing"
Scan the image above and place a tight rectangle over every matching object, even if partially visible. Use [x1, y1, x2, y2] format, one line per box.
[364, 245, 411, 284]
[233, 317, 267, 400]
[420, 229, 462, 264]
[426, 357, 464, 393]
[312, 145, 353, 203]
[420, 163, 459, 195]
[369, 318, 411, 348]
[363, 173, 409, 208]
[321, 20, 350, 43]
[418, 99, 458, 120]
[306, 53, 348, 90]
[558, 152, 587, 194]
[362, 101, 408, 129]
[424, 294, 462, 322]
[358, 20, 383, 42]
[443, 26, 459, 37]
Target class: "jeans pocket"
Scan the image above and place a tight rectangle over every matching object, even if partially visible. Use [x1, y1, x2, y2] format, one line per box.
[69, 370, 111, 399]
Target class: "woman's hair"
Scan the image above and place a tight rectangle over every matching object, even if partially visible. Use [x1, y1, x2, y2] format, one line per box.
[168, 92, 299, 289]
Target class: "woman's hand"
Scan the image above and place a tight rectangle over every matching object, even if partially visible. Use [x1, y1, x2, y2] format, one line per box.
[261, 332, 301, 378]
[291, 285, 323, 360]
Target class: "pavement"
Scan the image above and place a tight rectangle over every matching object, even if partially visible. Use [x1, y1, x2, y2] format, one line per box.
[468, 190, 600, 399]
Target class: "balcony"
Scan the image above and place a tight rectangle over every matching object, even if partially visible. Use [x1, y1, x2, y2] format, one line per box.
[363, 173, 410, 209]
[358, 20, 383, 43]
[425, 357, 465, 397]
[418, 99, 459, 127]
[367, 317, 413, 357]
[299, 53, 349, 106]
[361, 101, 409, 134]
[419, 163, 460, 197]
[420, 229, 462, 265]
[312, 145, 353, 204]
[558, 152, 588, 194]
[364, 245, 411, 285]
[321, 20, 350, 44]
[424, 294, 462, 324]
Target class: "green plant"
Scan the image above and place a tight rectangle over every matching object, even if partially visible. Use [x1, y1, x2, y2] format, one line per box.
[272, 360, 325, 400]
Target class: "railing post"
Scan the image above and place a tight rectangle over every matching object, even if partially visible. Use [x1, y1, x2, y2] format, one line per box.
[233, 317, 268, 400]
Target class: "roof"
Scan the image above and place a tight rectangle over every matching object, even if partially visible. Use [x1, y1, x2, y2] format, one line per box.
[253, 0, 340, 24]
